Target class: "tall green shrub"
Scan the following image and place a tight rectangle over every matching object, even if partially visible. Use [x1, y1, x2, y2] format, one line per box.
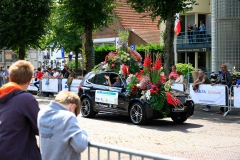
[94, 44, 164, 64]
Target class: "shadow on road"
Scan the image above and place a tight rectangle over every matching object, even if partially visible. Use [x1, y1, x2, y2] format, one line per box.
[84, 114, 203, 133]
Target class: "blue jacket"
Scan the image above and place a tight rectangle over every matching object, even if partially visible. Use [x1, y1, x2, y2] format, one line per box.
[0, 82, 41, 160]
[38, 101, 88, 160]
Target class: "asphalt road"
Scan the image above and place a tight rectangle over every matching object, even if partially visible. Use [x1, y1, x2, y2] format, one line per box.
[37, 96, 240, 160]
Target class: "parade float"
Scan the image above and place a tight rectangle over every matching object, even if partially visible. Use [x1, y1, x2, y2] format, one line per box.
[79, 31, 194, 124]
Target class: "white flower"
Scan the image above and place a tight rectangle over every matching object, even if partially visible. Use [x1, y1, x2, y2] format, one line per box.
[127, 58, 130, 60]
[146, 90, 151, 100]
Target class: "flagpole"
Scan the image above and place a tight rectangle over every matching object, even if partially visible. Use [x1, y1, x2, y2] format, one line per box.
[174, 13, 181, 65]
[174, 35, 177, 65]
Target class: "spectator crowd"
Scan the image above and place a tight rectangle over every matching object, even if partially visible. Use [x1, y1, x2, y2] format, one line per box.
[33, 64, 76, 97]
[186, 20, 206, 44]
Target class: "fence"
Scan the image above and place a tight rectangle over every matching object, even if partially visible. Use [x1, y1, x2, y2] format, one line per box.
[28, 78, 82, 94]
[29, 79, 239, 116]
[176, 29, 211, 46]
[171, 83, 186, 92]
[189, 84, 240, 116]
[81, 141, 186, 160]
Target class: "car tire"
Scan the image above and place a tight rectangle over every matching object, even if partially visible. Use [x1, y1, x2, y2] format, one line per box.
[129, 102, 146, 125]
[171, 116, 188, 123]
[81, 98, 96, 118]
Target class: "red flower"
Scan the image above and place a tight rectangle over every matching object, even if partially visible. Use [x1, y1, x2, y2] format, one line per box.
[122, 64, 130, 76]
[131, 85, 140, 95]
[166, 92, 180, 106]
[105, 51, 118, 63]
[153, 59, 162, 70]
[137, 75, 142, 82]
[143, 55, 151, 67]
[112, 64, 115, 67]
[141, 86, 147, 90]
[160, 75, 167, 83]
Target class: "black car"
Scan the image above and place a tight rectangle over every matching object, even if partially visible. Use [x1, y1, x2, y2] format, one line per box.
[78, 71, 194, 125]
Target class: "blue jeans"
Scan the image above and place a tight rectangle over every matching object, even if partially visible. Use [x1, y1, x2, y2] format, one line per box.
[34, 81, 40, 89]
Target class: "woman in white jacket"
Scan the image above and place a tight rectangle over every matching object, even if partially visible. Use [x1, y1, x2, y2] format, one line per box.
[175, 71, 184, 83]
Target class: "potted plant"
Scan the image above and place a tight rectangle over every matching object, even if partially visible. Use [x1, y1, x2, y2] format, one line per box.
[176, 63, 195, 83]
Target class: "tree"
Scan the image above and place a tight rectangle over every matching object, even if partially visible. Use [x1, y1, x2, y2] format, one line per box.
[0, 0, 52, 59]
[61, 0, 117, 72]
[126, 0, 196, 76]
[41, 2, 83, 70]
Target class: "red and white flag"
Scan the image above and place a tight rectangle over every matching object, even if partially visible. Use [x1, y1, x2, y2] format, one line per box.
[174, 13, 181, 35]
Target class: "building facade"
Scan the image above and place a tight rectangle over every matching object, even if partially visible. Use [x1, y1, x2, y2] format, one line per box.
[174, 0, 211, 72]
[173, 0, 240, 72]
[211, 0, 240, 72]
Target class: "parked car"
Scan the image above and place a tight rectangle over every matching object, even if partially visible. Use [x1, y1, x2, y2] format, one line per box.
[78, 71, 194, 125]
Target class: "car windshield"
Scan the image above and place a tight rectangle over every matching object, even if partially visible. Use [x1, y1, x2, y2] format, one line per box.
[83, 72, 95, 83]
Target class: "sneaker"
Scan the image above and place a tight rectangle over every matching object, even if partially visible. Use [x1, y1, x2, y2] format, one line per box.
[203, 108, 210, 112]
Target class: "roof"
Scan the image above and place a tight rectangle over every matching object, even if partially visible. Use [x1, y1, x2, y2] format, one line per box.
[114, 1, 159, 30]
[132, 30, 160, 44]
[114, 0, 160, 44]
[92, 0, 160, 44]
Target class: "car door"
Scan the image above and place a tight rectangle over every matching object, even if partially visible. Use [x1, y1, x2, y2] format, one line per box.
[90, 72, 110, 109]
[108, 73, 128, 114]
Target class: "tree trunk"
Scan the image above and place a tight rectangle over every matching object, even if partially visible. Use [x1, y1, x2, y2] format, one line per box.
[18, 45, 25, 60]
[164, 11, 175, 77]
[84, 19, 93, 73]
[74, 47, 79, 70]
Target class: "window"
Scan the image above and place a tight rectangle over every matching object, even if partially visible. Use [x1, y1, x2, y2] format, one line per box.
[93, 73, 109, 85]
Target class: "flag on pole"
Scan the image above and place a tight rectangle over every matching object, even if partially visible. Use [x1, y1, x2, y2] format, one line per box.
[174, 13, 181, 35]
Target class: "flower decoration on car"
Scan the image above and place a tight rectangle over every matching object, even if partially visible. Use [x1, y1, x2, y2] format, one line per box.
[92, 30, 184, 118]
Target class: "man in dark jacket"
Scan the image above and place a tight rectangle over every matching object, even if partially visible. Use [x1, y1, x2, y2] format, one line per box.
[0, 60, 41, 160]
[60, 64, 69, 78]
[211, 64, 232, 114]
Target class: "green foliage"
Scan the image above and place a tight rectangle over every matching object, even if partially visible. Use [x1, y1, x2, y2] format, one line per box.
[176, 63, 195, 77]
[126, 0, 196, 23]
[149, 89, 169, 117]
[67, 60, 82, 70]
[39, 2, 83, 70]
[129, 62, 140, 75]
[118, 30, 130, 43]
[94, 44, 164, 64]
[0, 0, 52, 59]
[151, 70, 160, 85]
[60, 0, 117, 72]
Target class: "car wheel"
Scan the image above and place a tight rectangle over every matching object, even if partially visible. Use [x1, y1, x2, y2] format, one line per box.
[129, 102, 146, 125]
[81, 98, 96, 118]
[171, 116, 188, 123]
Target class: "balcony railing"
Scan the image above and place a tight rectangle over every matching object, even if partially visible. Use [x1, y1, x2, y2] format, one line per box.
[176, 29, 211, 50]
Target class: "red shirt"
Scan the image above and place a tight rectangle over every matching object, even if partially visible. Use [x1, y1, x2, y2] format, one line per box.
[37, 71, 42, 80]
[169, 71, 178, 80]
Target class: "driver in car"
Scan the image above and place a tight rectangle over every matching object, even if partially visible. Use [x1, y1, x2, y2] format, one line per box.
[104, 75, 121, 87]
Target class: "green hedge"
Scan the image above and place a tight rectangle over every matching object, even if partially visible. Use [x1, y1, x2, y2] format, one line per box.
[94, 44, 164, 65]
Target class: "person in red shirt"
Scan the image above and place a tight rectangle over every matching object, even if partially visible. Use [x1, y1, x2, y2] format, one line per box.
[169, 65, 178, 80]
[34, 67, 42, 90]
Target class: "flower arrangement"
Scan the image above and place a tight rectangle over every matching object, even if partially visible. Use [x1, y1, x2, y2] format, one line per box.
[126, 53, 184, 117]
[92, 30, 184, 117]
[93, 49, 141, 77]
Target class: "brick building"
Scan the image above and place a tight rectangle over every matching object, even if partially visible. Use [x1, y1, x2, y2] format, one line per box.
[92, 0, 160, 46]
